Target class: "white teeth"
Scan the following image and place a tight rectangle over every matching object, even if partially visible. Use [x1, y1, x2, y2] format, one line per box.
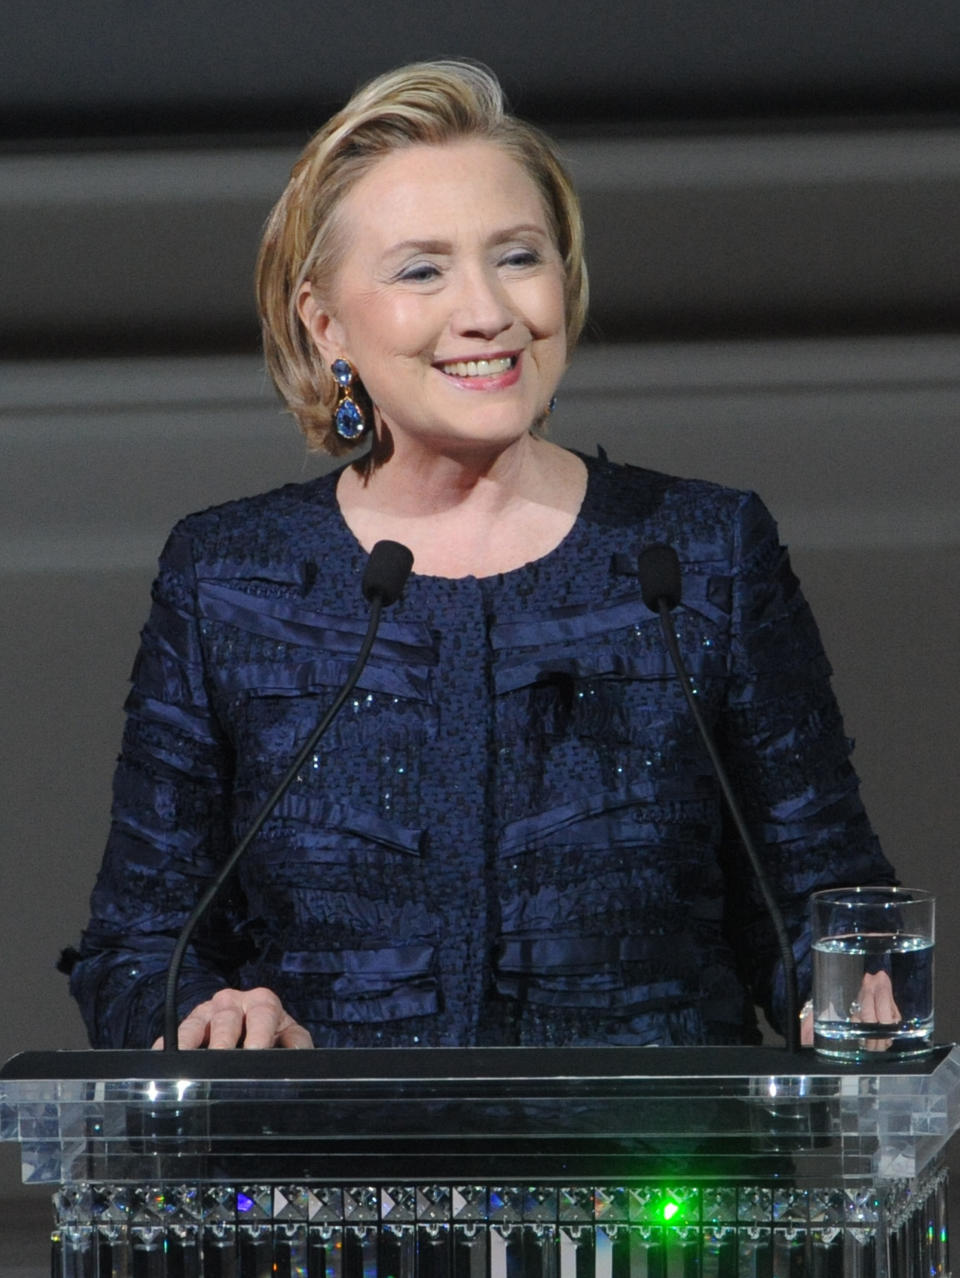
[440, 356, 514, 377]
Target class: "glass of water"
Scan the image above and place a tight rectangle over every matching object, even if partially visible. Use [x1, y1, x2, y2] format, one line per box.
[810, 886, 935, 1060]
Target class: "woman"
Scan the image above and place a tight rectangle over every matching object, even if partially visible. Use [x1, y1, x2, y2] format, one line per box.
[65, 60, 894, 1051]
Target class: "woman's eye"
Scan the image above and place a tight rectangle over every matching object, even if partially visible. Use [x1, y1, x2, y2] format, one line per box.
[501, 249, 540, 268]
[399, 263, 441, 283]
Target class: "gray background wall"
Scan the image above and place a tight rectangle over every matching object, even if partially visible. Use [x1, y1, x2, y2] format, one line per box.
[2, 0, 959, 1241]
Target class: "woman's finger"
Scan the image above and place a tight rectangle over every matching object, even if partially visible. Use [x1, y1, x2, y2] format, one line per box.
[275, 1016, 314, 1049]
[856, 969, 901, 1051]
[239, 989, 291, 1049]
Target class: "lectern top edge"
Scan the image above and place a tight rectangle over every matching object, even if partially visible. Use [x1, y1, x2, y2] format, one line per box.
[2, 1043, 954, 1084]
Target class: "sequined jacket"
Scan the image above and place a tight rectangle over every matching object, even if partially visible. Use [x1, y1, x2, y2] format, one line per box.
[68, 452, 894, 1048]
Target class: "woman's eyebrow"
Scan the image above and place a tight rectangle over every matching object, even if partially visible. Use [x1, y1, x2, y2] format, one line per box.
[381, 224, 551, 261]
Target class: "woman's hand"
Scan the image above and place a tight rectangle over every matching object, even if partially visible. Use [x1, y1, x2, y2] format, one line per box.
[851, 969, 901, 1051]
[800, 999, 815, 1046]
[152, 987, 314, 1050]
[799, 969, 902, 1051]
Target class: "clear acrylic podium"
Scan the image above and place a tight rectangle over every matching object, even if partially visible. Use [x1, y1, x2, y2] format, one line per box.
[3, 1045, 960, 1278]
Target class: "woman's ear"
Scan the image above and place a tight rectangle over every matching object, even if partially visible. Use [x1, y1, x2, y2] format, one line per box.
[297, 284, 346, 365]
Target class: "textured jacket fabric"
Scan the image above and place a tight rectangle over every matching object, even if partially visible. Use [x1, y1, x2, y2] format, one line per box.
[69, 452, 893, 1048]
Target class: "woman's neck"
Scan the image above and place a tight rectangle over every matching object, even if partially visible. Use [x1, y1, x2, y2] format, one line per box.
[337, 435, 587, 579]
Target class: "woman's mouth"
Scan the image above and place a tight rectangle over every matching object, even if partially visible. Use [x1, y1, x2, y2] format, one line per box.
[438, 355, 517, 378]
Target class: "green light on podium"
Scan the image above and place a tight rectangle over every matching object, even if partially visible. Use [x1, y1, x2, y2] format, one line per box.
[659, 1197, 683, 1223]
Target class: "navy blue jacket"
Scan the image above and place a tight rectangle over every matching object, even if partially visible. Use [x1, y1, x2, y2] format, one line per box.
[69, 453, 893, 1048]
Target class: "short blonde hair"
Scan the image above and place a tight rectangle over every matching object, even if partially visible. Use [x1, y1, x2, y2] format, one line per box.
[256, 59, 589, 454]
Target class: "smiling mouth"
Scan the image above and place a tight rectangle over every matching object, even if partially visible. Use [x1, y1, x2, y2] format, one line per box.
[438, 355, 517, 377]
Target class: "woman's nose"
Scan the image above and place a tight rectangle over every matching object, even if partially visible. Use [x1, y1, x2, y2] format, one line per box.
[450, 265, 514, 338]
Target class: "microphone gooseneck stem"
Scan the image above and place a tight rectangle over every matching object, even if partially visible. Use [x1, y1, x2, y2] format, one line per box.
[162, 594, 386, 1051]
[654, 599, 801, 1054]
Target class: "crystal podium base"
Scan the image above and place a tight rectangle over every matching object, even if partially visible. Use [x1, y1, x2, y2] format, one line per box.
[3, 1045, 959, 1278]
[48, 1171, 950, 1278]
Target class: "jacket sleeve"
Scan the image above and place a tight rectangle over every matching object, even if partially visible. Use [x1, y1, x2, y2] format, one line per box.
[716, 491, 896, 1033]
[67, 521, 243, 1047]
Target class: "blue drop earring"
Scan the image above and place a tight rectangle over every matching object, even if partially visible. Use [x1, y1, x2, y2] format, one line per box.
[331, 358, 367, 441]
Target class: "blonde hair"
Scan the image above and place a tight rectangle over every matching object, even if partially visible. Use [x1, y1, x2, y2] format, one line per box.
[256, 59, 589, 454]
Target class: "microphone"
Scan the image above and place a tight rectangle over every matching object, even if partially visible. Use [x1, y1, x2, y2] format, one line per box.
[363, 539, 414, 606]
[637, 543, 682, 613]
[162, 540, 414, 1051]
[637, 544, 801, 1054]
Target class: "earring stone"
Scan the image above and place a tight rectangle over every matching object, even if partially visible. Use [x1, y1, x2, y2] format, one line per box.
[331, 358, 366, 441]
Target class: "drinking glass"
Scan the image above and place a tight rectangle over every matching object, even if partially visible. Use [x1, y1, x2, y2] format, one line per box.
[810, 886, 934, 1060]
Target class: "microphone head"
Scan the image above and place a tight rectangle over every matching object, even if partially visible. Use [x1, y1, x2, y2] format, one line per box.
[638, 544, 682, 612]
[362, 540, 415, 606]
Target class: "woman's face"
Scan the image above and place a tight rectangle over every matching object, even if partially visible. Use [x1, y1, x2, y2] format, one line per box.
[301, 139, 568, 459]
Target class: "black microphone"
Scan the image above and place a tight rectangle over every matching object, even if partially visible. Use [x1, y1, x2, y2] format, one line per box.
[637, 544, 802, 1054]
[363, 539, 414, 606]
[162, 540, 414, 1051]
[638, 543, 682, 613]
